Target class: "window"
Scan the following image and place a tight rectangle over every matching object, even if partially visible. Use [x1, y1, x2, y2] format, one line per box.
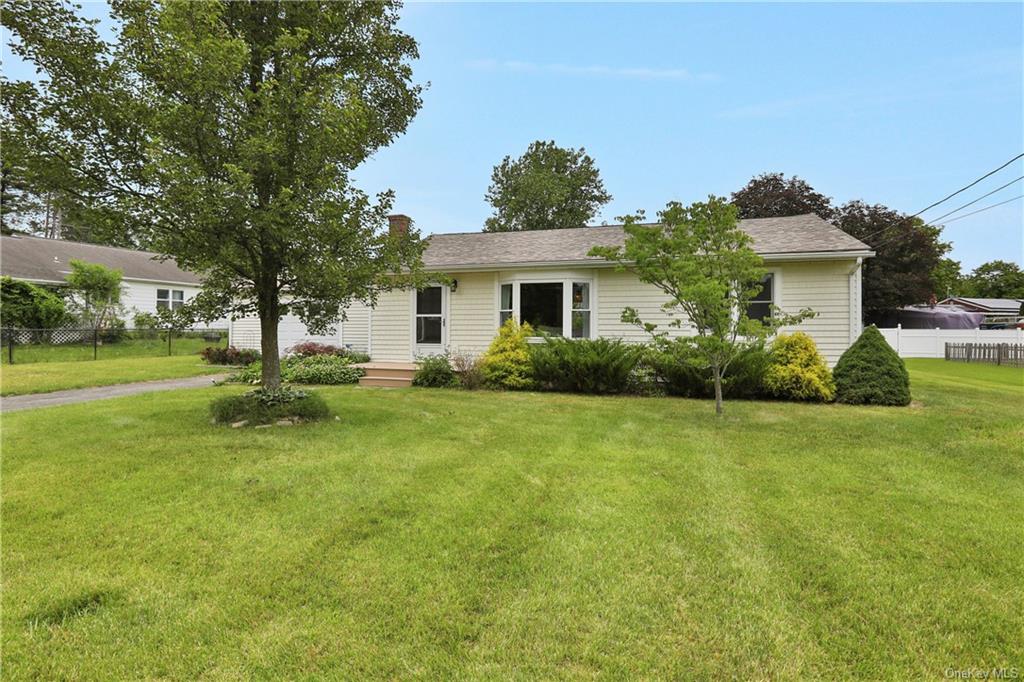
[499, 283, 513, 326]
[157, 289, 185, 311]
[520, 282, 563, 335]
[746, 274, 774, 322]
[498, 278, 593, 338]
[571, 282, 590, 338]
[415, 286, 443, 345]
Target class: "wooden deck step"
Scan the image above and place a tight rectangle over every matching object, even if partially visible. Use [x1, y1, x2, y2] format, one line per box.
[354, 361, 416, 388]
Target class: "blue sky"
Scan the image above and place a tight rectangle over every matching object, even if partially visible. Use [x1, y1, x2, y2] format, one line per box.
[4, 2, 1022, 270]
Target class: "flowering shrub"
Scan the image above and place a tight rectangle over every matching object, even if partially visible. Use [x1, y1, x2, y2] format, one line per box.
[287, 341, 369, 364]
[201, 345, 261, 366]
[226, 354, 362, 385]
[480, 319, 535, 390]
[763, 333, 834, 402]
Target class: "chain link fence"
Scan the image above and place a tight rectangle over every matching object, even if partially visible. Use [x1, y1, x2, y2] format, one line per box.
[1, 327, 229, 364]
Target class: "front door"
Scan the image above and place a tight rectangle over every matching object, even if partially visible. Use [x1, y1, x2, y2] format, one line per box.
[414, 285, 446, 356]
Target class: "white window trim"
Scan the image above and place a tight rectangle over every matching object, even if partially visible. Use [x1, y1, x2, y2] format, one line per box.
[409, 285, 448, 355]
[157, 288, 185, 311]
[495, 274, 595, 339]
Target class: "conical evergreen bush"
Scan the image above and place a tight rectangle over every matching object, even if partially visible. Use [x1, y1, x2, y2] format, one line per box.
[833, 325, 911, 406]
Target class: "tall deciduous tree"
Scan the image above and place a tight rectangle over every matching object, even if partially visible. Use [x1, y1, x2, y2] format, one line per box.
[835, 201, 949, 319]
[962, 260, 1024, 299]
[484, 140, 611, 232]
[4, 0, 426, 388]
[590, 196, 811, 415]
[730, 172, 836, 221]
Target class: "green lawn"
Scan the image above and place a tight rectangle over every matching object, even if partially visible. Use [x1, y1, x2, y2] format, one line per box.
[0, 355, 227, 396]
[2, 360, 1022, 678]
[1, 334, 225, 364]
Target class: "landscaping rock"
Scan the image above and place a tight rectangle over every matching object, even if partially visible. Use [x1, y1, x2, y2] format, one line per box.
[276, 419, 295, 426]
[231, 420, 248, 428]
[254, 424, 272, 429]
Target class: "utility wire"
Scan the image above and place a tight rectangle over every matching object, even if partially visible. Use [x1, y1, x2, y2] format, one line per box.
[937, 193, 1022, 224]
[867, 194, 1023, 252]
[911, 152, 1023, 218]
[929, 175, 1024, 223]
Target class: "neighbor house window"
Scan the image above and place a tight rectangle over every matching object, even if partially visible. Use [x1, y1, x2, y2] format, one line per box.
[157, 289, 185, 311]
[498, 279, 593, 338]
[745, 274, 774, 322]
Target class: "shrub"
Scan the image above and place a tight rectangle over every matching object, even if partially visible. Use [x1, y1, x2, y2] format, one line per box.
[132, 312, 161, 339]
[530, 337, 642, 394]
[283, 354, 363, 385]
[210, 387, 330, 425]
[480, 319, 535, 390]
[412, 355, 459, 388]
[644, 339, 769, 399]
[227, 360, 262, 384]
[0, 276, 69, 330]
[287, 341, 370, 364]
[763, 333, 835, 402]
[345, 351, 371, 364]
[98, 318, 128, 343]
[833, 326, 911, 406]
[201, 345, 261, 366]
[451, 353, 485, 390]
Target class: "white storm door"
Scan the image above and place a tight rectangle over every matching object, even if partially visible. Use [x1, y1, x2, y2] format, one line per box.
[414, 286, 447, 356]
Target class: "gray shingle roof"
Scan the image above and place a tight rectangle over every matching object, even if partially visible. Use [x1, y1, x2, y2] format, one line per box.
[422, 213, 872, 269]
[0, 234, 202, 284]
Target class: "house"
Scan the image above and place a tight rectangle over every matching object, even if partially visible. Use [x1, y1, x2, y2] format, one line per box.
[230, 213, 874, 365]
[938, 297, 1024, 328]
[0, 233, 225, 326]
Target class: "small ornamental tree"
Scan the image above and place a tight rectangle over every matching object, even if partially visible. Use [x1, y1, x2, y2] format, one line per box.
[833, 325, 911, 406]
[64, 260, 124, 331]
[590, 196, 812, 415]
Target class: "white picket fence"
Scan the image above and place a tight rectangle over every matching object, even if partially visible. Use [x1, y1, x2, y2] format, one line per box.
[878, 326, 1024, 358]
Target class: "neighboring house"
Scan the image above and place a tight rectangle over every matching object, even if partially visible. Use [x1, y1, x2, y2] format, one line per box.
[938, 297, 1024, 328]
[231, 214, 874, 364]
[0, 233, 225, 327]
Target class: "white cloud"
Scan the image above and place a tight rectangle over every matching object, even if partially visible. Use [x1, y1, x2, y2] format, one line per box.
[467, 59, 717, 81]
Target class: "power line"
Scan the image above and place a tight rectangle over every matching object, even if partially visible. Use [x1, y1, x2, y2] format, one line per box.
[911, 152, 1023, 217]
[867, 194, 1023, 253]
[929, 175, 1024, 223]
[939, 193, 1022, 224]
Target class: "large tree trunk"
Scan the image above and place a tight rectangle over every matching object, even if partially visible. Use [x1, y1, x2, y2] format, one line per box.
[258, 289, 281, 390]
[712, 364, 724, 416]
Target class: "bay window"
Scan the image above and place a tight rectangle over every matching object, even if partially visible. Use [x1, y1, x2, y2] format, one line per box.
[498, 278, 593, 338]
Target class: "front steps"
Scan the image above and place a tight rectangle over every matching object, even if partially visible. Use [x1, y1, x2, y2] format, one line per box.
[354, 362, 417, 388]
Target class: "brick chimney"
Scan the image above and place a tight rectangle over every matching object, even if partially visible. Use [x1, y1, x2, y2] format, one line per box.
[388, 214, 412, 236]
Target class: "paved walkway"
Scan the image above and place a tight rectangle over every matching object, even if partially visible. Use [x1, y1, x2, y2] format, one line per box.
[1, 374, 229, 413]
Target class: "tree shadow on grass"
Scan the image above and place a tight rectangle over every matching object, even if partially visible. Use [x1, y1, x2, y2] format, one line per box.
[25, 589, 119, 628]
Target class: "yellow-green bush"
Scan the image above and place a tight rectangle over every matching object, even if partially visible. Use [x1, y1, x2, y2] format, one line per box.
[480, 319, 535, 389]
[764, 332, 835, 402]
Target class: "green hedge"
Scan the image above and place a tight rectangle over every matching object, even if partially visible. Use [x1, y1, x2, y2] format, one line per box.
[833, 326, 911, 406]
[531, 336, 642, 394]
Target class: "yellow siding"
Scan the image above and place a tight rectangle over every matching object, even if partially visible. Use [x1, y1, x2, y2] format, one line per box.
[370, 289, 412, 361]
[340, 302, 371, 353]
[776, 260, 854, 364]
[447, 271, 497, 356]
[596, 269, 692, 342]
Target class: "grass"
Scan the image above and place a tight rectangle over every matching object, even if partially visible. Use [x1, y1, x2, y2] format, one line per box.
[0, 355, 227, 396]
[0, 334, 224, 364]
[2, 359, 1022, 678]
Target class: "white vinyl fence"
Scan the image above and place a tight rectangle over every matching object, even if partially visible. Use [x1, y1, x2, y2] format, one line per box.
[878, 326, 1024, 358]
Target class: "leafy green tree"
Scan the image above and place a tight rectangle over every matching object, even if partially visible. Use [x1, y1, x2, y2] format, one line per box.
[64, 259, 124, 330]
[730, 172, 836, 221]
[591, 196, 812, 415]
[0, 276, 68, 329]
[4, 0, 427, 388]
[931, 258, 963, 299]
[484, 140, 612, 232]
[834, 201, 949, 318]
[961, 260, 1024, 299]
